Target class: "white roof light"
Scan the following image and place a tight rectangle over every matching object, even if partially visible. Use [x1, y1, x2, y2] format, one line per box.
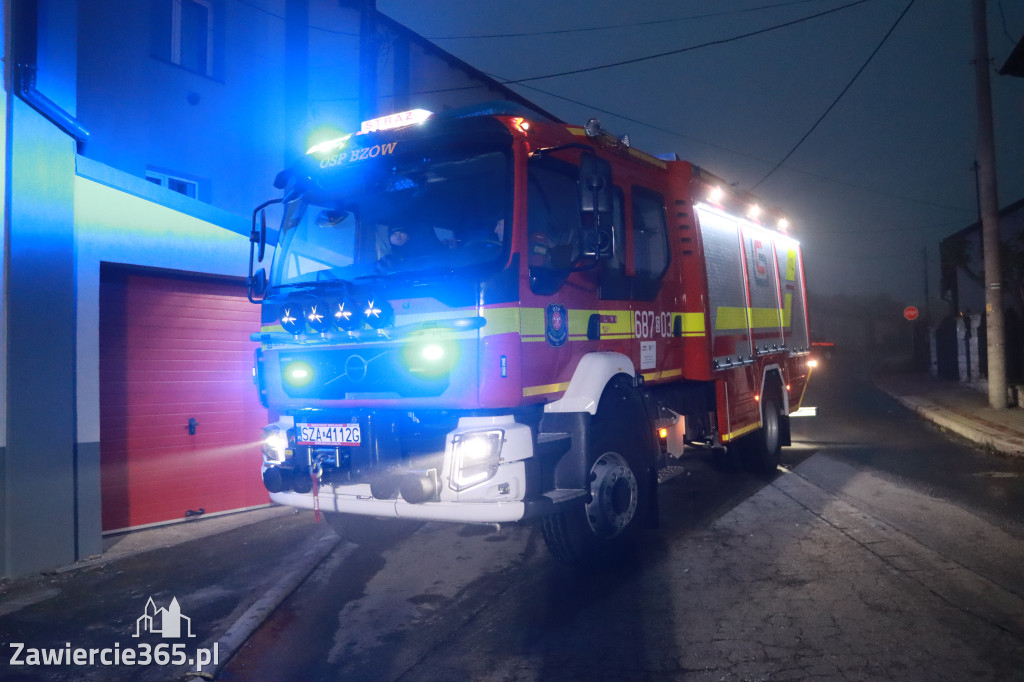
[360, 109, 433, 134]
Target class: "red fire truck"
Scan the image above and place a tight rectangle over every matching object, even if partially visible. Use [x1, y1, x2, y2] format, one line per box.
[247, 103, 811, 564]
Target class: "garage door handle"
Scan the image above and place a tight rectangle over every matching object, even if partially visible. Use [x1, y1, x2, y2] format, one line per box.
[188, 417, 199, 436]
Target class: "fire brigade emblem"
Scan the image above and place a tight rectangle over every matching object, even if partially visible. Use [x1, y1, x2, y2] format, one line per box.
[546, 303, 568, 347]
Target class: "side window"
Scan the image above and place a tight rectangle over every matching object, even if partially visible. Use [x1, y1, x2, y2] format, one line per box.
[632, 187, 670, 296]
[527, 158, 582, 295]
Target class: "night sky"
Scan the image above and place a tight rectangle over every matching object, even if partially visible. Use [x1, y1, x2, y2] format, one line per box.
[378, 0, 1024, 306]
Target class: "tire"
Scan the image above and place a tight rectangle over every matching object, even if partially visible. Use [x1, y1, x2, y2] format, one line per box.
[743, 394, 782, 476]
[542, 380, 651, 566]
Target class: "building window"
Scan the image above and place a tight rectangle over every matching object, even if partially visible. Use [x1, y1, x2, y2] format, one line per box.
[152, 0, 221, 78]
[173, 0, 213, 75]
[146, 170, 199, 199]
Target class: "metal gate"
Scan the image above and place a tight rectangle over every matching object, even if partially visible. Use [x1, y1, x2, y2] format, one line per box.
[99, 265, 267, 532]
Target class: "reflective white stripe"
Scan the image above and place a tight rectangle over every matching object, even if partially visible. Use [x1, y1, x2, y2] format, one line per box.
[269, 490, 526, 523]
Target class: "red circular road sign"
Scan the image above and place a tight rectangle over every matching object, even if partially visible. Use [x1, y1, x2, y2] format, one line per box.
[904, 306, 920, 321]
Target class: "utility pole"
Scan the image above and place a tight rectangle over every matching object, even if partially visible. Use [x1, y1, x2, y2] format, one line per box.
[971, 0, 1007, 408]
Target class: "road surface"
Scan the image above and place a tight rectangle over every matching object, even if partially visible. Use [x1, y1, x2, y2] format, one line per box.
[222, 356, 1024, 681]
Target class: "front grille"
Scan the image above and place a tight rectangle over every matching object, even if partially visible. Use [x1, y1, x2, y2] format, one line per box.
[279, 348, 450, 399]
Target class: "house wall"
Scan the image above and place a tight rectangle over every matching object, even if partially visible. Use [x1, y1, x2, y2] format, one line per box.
[3, 0, 553, 576]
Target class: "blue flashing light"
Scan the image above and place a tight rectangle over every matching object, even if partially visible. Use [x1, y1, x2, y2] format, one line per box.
[306, 127, 352, 156]
[283, 360, 314, 387]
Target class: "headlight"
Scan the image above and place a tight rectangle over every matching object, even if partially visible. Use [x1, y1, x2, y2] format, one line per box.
[450, 429, 504, 491]
[262, 426, 289, 463]
[363, 297, 393, 329]
[304, 301, 332, 334]
[280, 304, 304, 335]
[331, 299, 363, 331]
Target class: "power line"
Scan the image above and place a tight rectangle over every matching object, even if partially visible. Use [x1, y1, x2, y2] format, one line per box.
[750, 0, 917, 190]
[492, 0, 869, 86]
[502, 78, 973, 215]
[425, 0, 830, 40]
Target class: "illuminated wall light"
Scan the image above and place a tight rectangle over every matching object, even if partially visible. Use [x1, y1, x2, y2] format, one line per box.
[709, 186, 724, 204]
[658, 428, 668, 439]
[778, 217, 790, 231]
[748, 204, 762, 220]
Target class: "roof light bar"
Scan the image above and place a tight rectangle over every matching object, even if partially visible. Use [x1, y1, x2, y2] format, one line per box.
[306, 109, 434, 155]
[360, 108, 433, 134]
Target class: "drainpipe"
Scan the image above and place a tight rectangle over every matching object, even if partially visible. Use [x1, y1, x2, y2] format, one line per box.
[12, 0, 90, 148]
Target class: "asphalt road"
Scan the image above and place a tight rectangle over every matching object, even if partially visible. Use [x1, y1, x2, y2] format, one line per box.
[221, 356, 1024, 681]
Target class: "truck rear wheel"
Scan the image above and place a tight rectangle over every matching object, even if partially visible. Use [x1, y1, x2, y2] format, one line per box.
[743, 394, 783, 476]
[541, 380, 651, 566]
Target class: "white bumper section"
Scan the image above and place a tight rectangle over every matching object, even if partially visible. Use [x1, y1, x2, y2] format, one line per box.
[269, 415, 533, 524]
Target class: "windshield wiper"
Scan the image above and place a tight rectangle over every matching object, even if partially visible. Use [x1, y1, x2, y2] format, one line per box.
[268, 279, 351, 294]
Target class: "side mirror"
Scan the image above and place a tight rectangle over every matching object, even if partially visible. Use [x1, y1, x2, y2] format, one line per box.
[248, 268, 268, 303]
[251, 209, 268, 263]
[579, 154, 613, 215]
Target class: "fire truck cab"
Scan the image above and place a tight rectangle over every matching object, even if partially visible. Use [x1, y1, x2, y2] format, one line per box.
[248, 103, 811, 565]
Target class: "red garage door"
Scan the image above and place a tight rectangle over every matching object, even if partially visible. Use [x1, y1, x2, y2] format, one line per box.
[100, 265, 269, 532]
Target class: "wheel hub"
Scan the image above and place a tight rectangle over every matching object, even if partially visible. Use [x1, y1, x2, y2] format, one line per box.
[585, 452, 638, 538]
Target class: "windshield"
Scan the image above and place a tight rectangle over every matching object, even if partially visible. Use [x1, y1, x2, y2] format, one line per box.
[270, 148, 511, 288]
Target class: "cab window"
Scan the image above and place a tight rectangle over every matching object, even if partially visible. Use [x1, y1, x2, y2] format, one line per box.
[527, 157, 581, 295]
[632, 187, 669, 299]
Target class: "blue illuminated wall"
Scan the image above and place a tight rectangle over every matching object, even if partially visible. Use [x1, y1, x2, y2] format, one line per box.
[3, 0, 553, 576]
[3, 0, 81, 576]
[76, 0, 288, 218]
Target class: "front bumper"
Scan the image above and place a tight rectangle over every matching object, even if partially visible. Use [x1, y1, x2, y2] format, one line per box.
[270, 487, 527, 523]
[264, 414, 538, 523]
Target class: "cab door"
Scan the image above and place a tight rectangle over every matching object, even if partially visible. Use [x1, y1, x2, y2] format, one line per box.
[628, 185, 675, 379]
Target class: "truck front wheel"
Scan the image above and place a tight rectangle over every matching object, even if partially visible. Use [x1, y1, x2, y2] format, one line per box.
[541, 380, 651, 566]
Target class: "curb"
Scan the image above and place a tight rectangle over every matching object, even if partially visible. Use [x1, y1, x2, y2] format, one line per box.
[185, 528, 346, 680]
[889, 393, 1024, 457]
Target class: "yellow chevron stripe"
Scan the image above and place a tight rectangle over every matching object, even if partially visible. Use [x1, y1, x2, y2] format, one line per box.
[523, 381, 570, 397]
[720, 421, 761, 442]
